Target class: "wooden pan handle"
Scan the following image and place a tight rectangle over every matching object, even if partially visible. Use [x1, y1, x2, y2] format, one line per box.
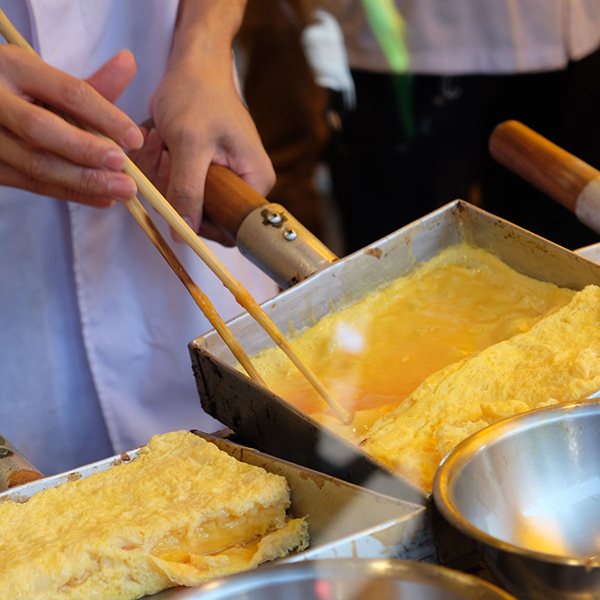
[0, 434, 43, 492]
[489, 120, 600, 212]
[204, 165, 269, 240]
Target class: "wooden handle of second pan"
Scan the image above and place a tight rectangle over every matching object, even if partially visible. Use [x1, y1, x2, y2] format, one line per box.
[204, 165, 268, 241]
[0, 434, 43, 492]
[489, 120, 600, 212]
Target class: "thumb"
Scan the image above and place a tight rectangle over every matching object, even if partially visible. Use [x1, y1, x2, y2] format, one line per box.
[86, 49, 137, 104]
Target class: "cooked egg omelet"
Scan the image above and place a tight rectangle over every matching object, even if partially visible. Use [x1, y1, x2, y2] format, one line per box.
[0, 431, 309, 600]
[363, 285, 600, 492]
[250, 244, 574, 443]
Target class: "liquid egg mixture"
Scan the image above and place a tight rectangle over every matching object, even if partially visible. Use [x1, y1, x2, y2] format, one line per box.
[248, 244, 574, 443]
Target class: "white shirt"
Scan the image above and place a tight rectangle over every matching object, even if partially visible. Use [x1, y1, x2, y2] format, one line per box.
[336, 0, 600, 74]
[0, 0, 278, 475]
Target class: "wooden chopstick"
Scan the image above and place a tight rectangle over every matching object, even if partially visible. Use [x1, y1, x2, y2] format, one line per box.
[126, 160, 351, 423]
[125, 200, 266, 385]
[0, 9, 351, 424]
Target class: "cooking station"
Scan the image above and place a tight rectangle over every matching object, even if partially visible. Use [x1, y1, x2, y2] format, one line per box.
[4, 124, 600, 599]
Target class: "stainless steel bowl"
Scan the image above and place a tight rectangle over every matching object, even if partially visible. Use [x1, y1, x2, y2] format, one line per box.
[433, 400, 600, 600]
[174, 559, 515, 599]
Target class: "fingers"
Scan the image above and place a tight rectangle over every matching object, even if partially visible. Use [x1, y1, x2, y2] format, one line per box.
[0, 126, 137, 201]
[129, 128, 170, 196]
[86, 49, 137, 104]
[0, 46, 142, 207]
[0, 161, 116, 208]
[238, 159, 276, 199]
[219, 144, 276, 198]
[130, 127, 234, 245]
[0, 45, 143, 150]
[198, 148, 273, 246]
[154, 149, 171, 197]
[165, 127, 211, 233]
[0, 90, 129, 171]
[160, 122, 275, 243]
[219, 131, 276, 199]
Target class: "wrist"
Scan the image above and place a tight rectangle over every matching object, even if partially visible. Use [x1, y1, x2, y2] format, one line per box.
[171, 1, 246, 65]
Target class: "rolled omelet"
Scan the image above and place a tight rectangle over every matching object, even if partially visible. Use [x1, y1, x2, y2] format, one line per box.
[0, 431, 309, 600]
[362, 284, 600, 493]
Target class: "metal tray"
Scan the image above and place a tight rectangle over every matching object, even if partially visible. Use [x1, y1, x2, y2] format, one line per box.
[0, 432, 433, 599]
[189, 200, 600, 504]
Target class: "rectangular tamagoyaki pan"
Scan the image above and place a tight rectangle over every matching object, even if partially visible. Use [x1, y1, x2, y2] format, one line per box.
[0, 432, 433, 599]
[189, 199, 600, 505]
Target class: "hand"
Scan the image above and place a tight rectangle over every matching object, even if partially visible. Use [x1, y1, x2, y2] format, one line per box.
[129, 50, 275, 244]
[0, 46, 143, 207]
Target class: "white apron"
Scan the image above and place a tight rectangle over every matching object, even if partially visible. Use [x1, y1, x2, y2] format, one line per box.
[0, 0, 278, 475]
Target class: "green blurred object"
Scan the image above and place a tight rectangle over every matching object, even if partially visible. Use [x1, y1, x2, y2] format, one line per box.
[361, 0, 415, 139]
[361, 0, 409, 73]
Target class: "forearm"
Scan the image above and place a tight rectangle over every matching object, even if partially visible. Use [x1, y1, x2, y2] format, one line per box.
[171, 0, 248, 65]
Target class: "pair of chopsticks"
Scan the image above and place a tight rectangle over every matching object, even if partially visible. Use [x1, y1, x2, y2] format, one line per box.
[0, 10, 351, 424]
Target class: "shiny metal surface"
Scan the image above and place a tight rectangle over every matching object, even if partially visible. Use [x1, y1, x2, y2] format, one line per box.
[236, 203, 338, 288]
[433, 400, 600, 600]
[176, 559, 516, 600]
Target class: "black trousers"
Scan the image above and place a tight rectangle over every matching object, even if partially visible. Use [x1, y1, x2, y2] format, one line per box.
[329, 48, 600, 253]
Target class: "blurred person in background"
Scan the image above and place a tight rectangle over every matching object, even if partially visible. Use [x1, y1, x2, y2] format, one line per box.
[0, 0, 277, 475]
[317, 0, 600, 252]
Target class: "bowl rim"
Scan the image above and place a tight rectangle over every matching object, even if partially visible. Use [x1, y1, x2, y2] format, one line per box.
[192, 558, 516, 599]
[432, 398, 600, 568]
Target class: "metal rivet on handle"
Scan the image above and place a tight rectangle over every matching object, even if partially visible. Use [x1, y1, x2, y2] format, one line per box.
[283, 228, 298, 241]
[266, 211, 283, 225]
[0, 448, 14, 459]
